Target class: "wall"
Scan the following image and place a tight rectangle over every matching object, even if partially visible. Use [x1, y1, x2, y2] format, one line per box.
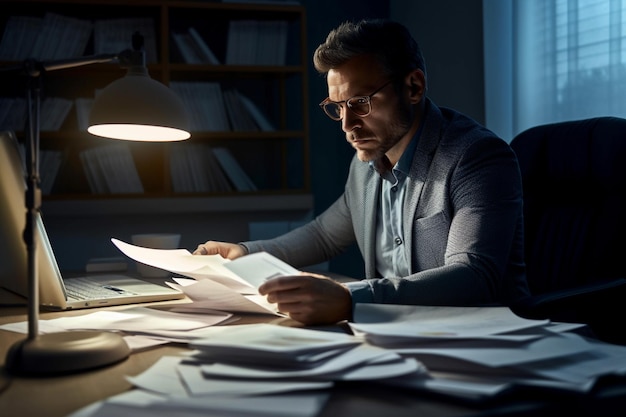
[391, 0, 485, 124]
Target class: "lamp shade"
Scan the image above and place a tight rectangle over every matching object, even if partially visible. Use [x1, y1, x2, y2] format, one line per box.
[88, 66, 190, 141]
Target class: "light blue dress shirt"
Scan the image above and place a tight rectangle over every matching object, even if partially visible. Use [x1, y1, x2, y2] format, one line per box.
[346, 131, 420, 304]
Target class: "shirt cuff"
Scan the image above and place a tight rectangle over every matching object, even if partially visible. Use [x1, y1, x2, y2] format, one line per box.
[345, 280, 375, 304]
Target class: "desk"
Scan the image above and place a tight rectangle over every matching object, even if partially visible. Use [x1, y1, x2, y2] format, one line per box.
[2, 294, 626, 417]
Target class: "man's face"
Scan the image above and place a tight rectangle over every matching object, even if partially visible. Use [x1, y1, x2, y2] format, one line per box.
[326, 55, 414, 163]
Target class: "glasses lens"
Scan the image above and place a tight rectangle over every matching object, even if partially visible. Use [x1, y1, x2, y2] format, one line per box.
[347, 97, 371, 116]
[323, 103, 343, 120]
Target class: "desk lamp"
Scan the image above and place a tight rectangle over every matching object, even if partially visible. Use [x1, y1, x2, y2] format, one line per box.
[4, 33, 190, 375]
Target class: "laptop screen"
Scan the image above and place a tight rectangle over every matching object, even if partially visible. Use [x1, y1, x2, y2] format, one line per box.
[0, 130, 68, 307]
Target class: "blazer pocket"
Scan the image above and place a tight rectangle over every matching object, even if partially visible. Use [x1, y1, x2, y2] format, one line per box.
[414, 211, 449, 268]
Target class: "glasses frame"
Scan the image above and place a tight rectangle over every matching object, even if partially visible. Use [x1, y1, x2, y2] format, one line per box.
[319, 80, 393, 121]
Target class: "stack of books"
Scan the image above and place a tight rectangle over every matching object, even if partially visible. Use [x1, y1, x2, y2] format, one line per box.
[0, 13, 157, 62]
[225, 20, 288, 65]
[169, 143, 233, 193]
[0, 97, 73, 132]
[170, 143, 256, 193]
[79, 143, 144, 194]
[170, 81, 275, 132]
[0, 13, 92, 61]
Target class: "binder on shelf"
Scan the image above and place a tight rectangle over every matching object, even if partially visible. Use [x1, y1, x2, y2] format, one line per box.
[213, 147, 257, 191]
[188, 27, 220, 65]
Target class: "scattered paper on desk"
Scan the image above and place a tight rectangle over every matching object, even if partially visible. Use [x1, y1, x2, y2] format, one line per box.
[347, 303, 626, 400]
[0, 306, 233, 351]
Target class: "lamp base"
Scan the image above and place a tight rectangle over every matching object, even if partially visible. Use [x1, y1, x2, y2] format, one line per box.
[5, 331, 130, 375]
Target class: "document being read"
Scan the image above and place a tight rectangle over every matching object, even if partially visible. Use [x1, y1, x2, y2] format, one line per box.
[111, 238, 300, 315]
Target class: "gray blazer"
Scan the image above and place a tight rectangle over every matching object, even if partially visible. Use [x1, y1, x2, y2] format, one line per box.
[244, 99, 530, 306]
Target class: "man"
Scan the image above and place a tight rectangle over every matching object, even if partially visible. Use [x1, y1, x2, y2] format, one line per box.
[194, 19, 530, 325]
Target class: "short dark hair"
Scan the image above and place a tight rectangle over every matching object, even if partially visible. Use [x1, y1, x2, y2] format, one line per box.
[313, 19, 427, 82]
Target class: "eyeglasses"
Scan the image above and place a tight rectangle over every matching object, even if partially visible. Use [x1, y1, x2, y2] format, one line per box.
[319, 80, 393, 121]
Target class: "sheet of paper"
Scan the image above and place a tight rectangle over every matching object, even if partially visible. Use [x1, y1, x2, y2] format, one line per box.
[70, 387, 329, 417]
[189, 323, 361, 357]
[350, 304, 550, 341]
[112, 238, 300, 291]
[41, 307, 230, 332]
[167, 279, 282, 315]
[200, 344, 419, 380]
[178, 362, 333, 396]
[389, 331, 595, 368]
[126, 356, 190, 397]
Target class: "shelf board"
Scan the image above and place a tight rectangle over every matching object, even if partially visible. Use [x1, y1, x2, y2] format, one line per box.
[42, 193, 313, 217]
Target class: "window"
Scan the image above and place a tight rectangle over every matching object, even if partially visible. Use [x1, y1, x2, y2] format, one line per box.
[484, 0, 626, 141]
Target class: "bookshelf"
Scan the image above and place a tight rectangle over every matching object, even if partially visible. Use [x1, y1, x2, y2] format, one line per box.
[0, 0, 310, 214]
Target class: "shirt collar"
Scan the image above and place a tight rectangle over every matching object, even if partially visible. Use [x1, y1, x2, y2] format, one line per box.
[370, 123, 423, 179]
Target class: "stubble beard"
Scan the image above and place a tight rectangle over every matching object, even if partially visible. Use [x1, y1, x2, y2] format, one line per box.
[351, 111, 412, 163]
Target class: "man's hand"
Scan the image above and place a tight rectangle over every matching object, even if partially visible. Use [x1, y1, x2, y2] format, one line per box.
[258, 272, 352, 325]
[193, 241, 246, 260]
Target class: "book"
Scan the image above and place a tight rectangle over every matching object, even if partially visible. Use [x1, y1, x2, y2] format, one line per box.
[212, 147, 257, 191]
[188, 27, 220, 65]
[223, 89, 259, 132]
[172, 32, 203, 64]
[226, 19, 288, 65]
[0, 16, 43, 61]
[170, 81, 230, 132]
[237, 93, 276, 131]
[30, 12, 93, 60]
[169, 143, 232, 193]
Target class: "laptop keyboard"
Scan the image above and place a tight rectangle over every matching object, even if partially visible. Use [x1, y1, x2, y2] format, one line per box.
[65, 277, 131, 300]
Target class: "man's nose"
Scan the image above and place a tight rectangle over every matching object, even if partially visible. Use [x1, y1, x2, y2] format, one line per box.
[341, 111, 361, 133]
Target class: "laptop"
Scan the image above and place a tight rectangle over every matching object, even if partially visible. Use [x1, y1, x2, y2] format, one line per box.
[0, 130, 184, 310]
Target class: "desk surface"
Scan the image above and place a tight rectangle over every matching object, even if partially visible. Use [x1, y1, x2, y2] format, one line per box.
[2, 293, 626, 417]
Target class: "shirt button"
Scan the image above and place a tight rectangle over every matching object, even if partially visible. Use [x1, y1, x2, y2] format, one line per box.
[394, 237, 403, 245]
[391, 186, 397, 192]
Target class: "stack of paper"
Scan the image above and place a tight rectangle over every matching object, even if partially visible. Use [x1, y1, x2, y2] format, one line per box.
[63, 323, 424, 417]
[348, 304, 626, 401]
[111, 238, 300, 316]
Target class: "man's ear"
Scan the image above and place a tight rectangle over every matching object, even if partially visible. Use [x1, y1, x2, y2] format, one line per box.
[406, 69, 426, 104]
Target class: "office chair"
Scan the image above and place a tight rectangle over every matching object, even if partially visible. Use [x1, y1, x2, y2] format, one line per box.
[509, 117, 626, 345]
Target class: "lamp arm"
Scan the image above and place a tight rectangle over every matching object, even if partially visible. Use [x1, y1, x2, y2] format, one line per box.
[40, 53, 118, 73]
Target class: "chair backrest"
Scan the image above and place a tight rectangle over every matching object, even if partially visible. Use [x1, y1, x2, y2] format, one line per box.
[510, 117, 626, 296]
